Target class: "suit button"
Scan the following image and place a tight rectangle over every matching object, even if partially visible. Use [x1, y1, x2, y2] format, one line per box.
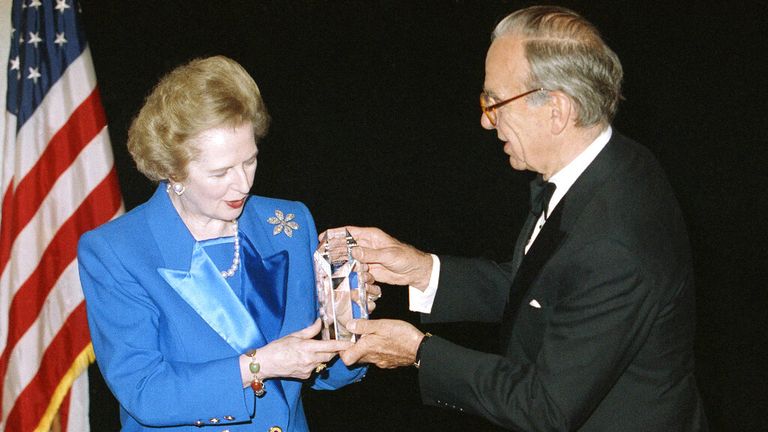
[269, 427, 283, 432]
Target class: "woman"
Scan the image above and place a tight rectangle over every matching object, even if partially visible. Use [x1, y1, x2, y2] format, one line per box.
[78, 56, 367, 431]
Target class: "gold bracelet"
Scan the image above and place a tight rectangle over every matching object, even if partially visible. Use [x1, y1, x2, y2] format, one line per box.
[246, 350, 265, 397]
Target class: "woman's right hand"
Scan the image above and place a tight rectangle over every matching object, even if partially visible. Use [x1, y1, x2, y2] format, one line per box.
[240, 319, 352, 385]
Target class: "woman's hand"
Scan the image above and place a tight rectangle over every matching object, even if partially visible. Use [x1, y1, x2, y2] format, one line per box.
[240, 319, 352, 385]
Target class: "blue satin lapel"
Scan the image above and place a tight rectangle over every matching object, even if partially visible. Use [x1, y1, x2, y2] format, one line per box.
[240, 233, 289, 341]
[157, 242, 267, 353]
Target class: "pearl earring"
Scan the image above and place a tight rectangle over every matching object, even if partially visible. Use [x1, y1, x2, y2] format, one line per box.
[172, 183, 185, 196]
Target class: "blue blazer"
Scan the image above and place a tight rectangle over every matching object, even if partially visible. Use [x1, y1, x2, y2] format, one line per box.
[78, 185, 365, 431]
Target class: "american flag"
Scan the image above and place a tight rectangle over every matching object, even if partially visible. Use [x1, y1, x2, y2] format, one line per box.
[1, 0, 122, 431]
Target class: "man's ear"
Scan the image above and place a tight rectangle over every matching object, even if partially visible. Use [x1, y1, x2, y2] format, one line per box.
[548, 90, 573, 135]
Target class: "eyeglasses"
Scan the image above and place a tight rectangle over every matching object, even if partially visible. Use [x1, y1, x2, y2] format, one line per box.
[480, 88, 545, 126]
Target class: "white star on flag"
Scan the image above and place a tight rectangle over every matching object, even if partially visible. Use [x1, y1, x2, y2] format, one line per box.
[29, 0, 42, 8]
[9, 56, 21, 80]
[55, 32, 68, 46]
[55, 0, 70, 13]
[27, 66, 41, 83]
[27, 31, 42, 47]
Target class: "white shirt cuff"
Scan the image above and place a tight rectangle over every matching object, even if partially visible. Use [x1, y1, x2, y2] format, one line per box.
[408, 254, 440, 314]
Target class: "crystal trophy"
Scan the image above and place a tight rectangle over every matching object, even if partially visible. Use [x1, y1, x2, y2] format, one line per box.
[314, 228, 369, 342]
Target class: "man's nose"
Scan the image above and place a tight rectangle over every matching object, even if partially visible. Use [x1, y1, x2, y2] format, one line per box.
[480, 112, 495, 130]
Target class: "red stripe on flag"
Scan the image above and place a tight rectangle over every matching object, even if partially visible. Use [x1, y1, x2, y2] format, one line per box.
[0, 87, 107, 274]
[3, 303, 90, 432]
[59, 386, 72, 432]
[0, 182, 15, 265]
[0, 168, 121, 413]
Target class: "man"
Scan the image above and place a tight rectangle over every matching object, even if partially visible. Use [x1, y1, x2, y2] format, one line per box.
[338, 5, 708, 431]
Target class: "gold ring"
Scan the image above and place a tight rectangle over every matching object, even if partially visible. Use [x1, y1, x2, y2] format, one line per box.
[315, 363, 327, 373]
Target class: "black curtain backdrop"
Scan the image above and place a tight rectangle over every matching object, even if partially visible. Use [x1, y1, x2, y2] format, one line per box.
[79, 1, 767, 431]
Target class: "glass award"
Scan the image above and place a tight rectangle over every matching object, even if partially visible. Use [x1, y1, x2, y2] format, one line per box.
[314, 228, 369, 342]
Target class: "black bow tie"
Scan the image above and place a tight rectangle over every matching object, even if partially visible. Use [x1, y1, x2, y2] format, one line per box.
[529, 175, 557, 220]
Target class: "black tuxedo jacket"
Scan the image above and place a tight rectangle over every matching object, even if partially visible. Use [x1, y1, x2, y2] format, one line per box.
[417, 131, 708, 431]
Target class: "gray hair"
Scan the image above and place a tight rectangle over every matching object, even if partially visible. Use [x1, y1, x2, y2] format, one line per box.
[492, 6, 623, 127]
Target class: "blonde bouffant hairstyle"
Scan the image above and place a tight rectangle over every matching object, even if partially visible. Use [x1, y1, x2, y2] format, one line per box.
[127, 55, 270, 182]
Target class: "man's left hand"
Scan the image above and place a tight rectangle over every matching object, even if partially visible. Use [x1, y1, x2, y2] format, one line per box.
[340, 319, 424, 369]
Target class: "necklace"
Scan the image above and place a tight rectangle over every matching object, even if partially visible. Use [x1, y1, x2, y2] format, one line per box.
[221, 219, 240, 278]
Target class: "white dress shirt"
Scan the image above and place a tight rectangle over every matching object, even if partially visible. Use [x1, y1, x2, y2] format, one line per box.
[409, 126, 613, 313]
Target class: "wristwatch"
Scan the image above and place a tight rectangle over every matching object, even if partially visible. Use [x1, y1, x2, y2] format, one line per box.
[413, 332, 433, 369]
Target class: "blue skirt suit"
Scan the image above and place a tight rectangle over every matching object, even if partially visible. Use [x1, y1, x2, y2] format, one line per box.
[78, 185, 365, 431]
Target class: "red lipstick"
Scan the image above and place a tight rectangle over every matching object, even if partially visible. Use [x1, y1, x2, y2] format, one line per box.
[226, 199, 245, 209]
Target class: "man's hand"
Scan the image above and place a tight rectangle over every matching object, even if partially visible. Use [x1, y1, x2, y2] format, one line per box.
[339, 226, 433, 290]
[339, 319, 424, 369]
